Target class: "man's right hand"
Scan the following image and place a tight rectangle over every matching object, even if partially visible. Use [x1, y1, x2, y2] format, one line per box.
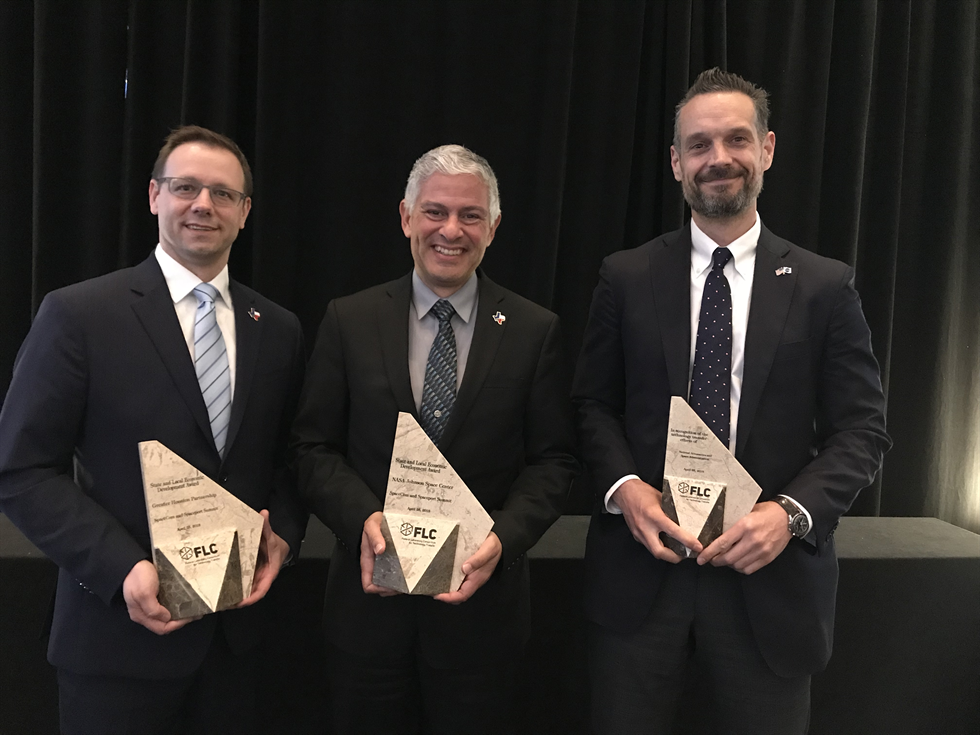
[360, 511, 401, 596]
[122, 560, 196, 635]
[612, 478, 703, 562]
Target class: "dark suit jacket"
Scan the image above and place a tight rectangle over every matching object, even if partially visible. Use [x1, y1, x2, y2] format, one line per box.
[290, 270, 578, 667]
[572, 223, 890, 678]
[0, 254, 306, 679]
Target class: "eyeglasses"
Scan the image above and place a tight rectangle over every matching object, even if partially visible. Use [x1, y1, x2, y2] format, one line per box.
[156, 177, 247, 207]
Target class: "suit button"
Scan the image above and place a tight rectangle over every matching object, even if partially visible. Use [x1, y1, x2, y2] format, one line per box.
[219, 475, 229, 484]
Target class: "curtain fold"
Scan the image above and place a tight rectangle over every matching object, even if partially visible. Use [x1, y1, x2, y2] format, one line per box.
[1, 0, 977, 529]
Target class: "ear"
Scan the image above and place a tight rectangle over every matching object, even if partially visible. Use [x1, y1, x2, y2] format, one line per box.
[762, 131, 775, 171]
[238, 197, 252, 230]
[486, 213, 502, 246]
[669, 146, 683, 182]
[149, 179, 161, 214]
[399, 200, 413, 238]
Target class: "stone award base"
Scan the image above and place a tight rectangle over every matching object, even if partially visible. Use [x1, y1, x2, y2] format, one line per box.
[374, 514, 460, 595]
[661, 475, 726, 557]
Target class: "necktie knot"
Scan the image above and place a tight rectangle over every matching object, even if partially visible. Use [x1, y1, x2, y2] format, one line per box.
[711, 247, 733, 271]
[429, 299, 456, 324]
[193, 282, 218, 308]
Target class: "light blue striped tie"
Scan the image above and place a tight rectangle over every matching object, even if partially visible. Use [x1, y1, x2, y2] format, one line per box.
[193, 283, 231, 458]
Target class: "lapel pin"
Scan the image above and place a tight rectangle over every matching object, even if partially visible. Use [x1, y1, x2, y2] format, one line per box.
[492, 311, 506, 325]
[248, 307, 261, 321]
[775, 266, 792, 276]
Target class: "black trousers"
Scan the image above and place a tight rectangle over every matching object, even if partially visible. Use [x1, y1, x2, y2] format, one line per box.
[327, 639, 520, 735]
[589, 561, 811, 735]
[58, 625, 259, 735]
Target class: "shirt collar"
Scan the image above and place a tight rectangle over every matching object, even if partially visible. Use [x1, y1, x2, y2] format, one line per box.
[154, 243, 231, 306]
[690, 213, 761, 279]
[411, 270, 478, 323]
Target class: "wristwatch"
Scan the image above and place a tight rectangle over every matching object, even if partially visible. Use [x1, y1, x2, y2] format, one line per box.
[773, 496, 810, 538]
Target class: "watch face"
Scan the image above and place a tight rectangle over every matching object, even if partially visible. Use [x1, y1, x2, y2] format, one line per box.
[790, 514, 810, 537]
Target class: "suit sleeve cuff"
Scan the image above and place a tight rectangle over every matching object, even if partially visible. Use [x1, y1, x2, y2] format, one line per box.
[604, 475, 640, 514]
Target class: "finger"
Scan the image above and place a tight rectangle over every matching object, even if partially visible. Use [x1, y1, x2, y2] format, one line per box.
[258, 509, 275, 551]
[461, 538, 500, 574]
[364, 513, 386, 555]
[698, 526, 743, 564]
[434, 580, 474, 605]
[360, 540, 376, 592]
[157, 617, 195, 635]
[130, 601, 178, 635]
[433, 591, 465, 604]
[131, 593, 170, 623]
[239, 570, 274, 607]
[656, 516, 702, 554]
[649, 531, 688, 564]
[363, 581, 400, 596]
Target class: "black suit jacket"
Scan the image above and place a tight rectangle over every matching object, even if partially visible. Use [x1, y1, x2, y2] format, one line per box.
[0, 254, 306, 678]
[290, 270, 578, 667]
[573, 223, 890, 677]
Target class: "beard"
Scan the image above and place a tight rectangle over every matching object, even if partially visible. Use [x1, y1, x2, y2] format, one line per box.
[682, 164, 763, 219]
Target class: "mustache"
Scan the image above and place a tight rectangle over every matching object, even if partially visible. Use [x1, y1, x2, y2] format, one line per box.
[696, 165, 748, 183]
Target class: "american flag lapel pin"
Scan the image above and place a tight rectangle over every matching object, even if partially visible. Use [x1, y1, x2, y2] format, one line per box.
[492, 311, 506, 325]
[775, 266, 792, 276]
[248, 307, 261, 321]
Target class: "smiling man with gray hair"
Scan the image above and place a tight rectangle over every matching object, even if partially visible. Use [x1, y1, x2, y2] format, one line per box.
[291, 144, 578, 734]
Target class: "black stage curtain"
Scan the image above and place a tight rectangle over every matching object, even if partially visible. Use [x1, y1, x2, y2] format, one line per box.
[1, 0, 978, 529]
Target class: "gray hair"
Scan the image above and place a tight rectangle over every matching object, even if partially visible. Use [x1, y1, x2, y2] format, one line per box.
[673, 68, 770, 149]
[403, 144, 501, 222]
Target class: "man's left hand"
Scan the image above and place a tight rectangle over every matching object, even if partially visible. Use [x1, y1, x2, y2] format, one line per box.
[238, 509, 289, 607]
[697, 501, 791, 574]
[434, 532, 502, 605]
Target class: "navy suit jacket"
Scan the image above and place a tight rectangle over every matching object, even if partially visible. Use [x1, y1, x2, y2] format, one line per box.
[0, 254, 306, 678]
[573, 223, 890, 677]
[290, 270, 578, 667]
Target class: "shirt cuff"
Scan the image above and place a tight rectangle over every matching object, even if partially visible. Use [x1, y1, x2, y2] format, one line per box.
[604, 475, 641, 514]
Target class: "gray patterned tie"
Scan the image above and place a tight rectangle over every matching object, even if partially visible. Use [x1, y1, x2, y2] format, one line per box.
[690, 247, 733, 447]
[419, 299, 457, 446]
[193, 284, 231, 457]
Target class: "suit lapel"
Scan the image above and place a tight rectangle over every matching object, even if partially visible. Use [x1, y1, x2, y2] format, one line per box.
[650, 226, 693, 398]
[378, 274, 418, 417]
[737, 225, 796, 457]
[224, 281, 260, 462]
[129, 256, 213, 449]
[439, 271, 506, 450]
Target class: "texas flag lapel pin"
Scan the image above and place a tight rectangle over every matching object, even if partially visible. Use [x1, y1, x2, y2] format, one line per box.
[248, 307, 261, 321]
[492, 311, 506, 325]
[775, 266, 792, 276]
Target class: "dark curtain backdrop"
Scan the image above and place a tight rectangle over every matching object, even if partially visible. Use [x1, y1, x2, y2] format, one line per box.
[1, 0, 977, 530]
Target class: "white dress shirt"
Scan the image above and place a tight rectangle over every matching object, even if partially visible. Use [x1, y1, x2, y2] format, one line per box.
[604, 217, 811, 533]
[154, 244, 236, 399]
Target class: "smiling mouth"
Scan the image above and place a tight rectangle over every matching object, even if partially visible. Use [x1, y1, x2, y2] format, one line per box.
[698, 166, 747, 184]
[433, 244, 464, 256]
[185, 223, 217, 231]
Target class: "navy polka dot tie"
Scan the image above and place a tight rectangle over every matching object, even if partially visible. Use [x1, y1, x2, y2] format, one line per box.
[419, 299, 457, 446]
[690, 247, 733, 447]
